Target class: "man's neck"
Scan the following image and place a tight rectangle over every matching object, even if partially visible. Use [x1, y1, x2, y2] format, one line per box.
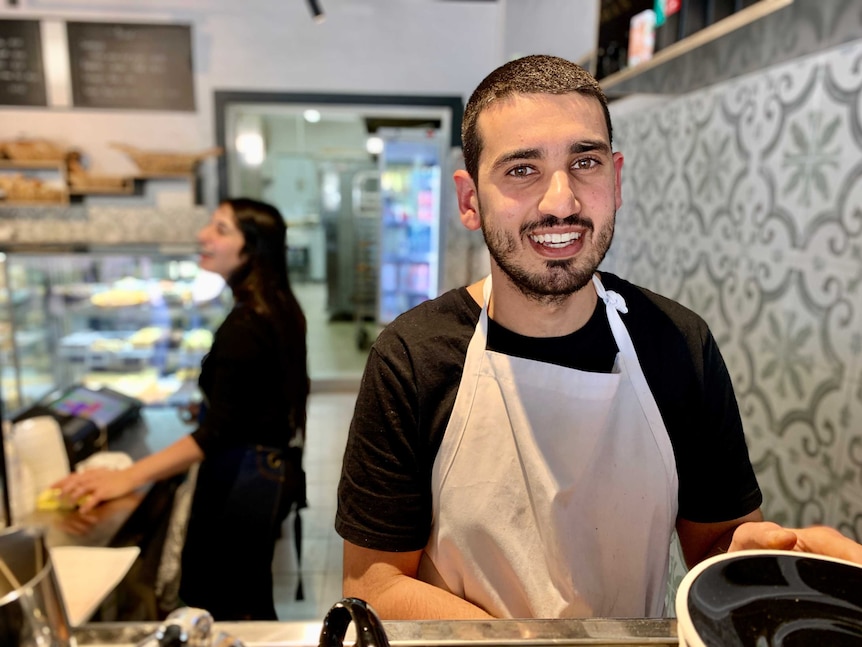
[466, 270, 599, 338]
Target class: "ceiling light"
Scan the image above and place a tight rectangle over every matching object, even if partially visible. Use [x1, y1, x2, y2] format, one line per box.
[236, 132, 265, 166]
[303, 109, 321, 123]
[366, 136, 384, 156]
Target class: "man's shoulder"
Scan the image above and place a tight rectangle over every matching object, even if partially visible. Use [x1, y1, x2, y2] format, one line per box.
[378, 287, 480, 345]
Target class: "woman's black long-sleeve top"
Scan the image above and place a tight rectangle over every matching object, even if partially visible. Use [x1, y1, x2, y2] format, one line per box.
[191, 305, 295, 455]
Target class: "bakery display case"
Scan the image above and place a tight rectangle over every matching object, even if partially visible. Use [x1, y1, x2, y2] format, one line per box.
[0, 245, 230, 414]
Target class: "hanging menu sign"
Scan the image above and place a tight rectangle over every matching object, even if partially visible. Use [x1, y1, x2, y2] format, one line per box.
[66, 21, 195, 111]
[0, 19, 47, 107]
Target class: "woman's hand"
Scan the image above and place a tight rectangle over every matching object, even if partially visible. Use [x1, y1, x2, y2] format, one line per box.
[51, 468, 138, 514]
[54, 491, 143, 536]
[51, 436, 203, 515]
[729, 521, 862, 565]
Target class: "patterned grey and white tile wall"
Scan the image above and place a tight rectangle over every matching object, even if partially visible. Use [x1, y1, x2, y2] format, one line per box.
[605, 38, 862, 552]
[0, 205, 208, 246]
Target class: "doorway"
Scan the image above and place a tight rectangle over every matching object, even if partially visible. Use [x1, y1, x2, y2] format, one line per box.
[215, 91, 463, 389]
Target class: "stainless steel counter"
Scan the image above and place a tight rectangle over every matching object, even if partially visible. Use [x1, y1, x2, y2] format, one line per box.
[74, 618, 679, 646]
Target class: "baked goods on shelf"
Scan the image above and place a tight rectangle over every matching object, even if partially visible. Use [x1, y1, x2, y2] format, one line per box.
[90, 277, 151, 307]
[174, 366, 200, 382]
[0, 173, 67, 203]
[180, 328, 213, 352]
[129, 326, 168, 348]
[1, 138, 67, 162]
[90, 289, 150, 308]
[89, 337, 126, 353]
[66, 150, 133, 194]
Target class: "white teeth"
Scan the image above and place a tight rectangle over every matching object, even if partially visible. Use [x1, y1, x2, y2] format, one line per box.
[530, 231, 582, 247]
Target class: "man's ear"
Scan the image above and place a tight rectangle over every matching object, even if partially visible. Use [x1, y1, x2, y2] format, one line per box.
[613, 151, 624, 211]
[454, 169, 481, 231]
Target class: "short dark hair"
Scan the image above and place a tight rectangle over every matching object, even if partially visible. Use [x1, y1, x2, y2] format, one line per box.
[461, 54, 613, 182]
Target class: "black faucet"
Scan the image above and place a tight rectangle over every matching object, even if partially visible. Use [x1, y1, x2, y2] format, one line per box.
[319, 598, 390, 647]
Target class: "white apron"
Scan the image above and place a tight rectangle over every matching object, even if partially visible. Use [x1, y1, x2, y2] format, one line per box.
[418, 274, 679, 618]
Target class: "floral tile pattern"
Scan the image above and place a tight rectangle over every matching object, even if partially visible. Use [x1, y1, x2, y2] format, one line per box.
[607, 37, 862, 601]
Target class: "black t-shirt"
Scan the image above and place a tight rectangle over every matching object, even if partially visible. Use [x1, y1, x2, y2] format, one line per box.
[336, 272, 762, 552]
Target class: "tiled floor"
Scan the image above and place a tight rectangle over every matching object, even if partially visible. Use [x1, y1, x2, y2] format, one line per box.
[272, 389, 356, 621]
[271, 281, 369, 621]
[293, 280, 376, 387]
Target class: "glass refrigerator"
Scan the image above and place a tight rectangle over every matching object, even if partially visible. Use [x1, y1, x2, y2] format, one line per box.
[377, 127, 444, 325]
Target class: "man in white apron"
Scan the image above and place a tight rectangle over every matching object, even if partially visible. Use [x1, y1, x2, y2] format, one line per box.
[336, 55, 862, 620]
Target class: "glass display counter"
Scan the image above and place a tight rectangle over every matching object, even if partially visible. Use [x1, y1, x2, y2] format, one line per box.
[0, 245, 230, 413]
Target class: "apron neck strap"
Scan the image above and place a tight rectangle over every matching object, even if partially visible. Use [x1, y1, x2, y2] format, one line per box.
[592, 274, 628, 314]
[479, 275, 492, 336]
[481, 274, 628, 322]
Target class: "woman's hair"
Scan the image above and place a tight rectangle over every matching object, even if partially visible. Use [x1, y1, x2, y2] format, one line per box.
[222, 197, 310, 437]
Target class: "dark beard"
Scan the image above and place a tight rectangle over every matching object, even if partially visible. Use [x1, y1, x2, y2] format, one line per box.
[481, 212, 615, 305]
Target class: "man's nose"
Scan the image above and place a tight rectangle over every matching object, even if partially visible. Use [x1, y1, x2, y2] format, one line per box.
[538, 170, 579, 217]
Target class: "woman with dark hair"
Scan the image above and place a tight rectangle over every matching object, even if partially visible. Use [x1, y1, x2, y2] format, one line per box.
[54, 198, 310, 620]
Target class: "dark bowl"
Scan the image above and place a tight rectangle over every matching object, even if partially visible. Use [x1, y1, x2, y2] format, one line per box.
[676, 550, 862, 647]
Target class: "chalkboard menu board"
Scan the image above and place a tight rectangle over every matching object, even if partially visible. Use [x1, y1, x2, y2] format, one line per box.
[67, 22, 195, 111]
[0, 19, 47, 107]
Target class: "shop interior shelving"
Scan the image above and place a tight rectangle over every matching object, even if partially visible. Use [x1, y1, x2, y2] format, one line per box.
[598, 0, 794, 91]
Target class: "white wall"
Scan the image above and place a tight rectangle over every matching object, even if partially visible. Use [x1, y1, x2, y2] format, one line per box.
[503, 0, 600, 67]
[0, 0, 598, 196]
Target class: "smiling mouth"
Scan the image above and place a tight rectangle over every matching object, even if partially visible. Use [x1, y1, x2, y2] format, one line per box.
[529, 231, 582, 248]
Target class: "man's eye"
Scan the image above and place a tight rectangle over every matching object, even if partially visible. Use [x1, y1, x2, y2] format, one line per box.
[508, 166, 535, 177]
[574, 158, 598, 170]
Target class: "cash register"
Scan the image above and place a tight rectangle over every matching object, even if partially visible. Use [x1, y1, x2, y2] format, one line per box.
[13, 384, 142, 468]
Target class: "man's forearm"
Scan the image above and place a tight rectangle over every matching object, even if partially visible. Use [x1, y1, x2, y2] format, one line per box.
[345, 573, 493, 620]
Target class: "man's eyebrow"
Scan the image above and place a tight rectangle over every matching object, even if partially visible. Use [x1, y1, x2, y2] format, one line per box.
[571, 140, 612, 155]
[491, 148, 542, 171]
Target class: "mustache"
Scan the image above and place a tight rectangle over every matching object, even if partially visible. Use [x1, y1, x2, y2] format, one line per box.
[521, 214, 594, 237]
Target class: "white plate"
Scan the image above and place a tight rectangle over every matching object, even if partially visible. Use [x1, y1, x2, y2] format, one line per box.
[50, 545, 140, 626]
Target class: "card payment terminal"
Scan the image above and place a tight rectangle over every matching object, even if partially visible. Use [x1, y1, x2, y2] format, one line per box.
[14, 385, 142, 467]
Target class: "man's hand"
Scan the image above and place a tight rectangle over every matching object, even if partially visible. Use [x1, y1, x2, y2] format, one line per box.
[729, 521, 862, 565]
